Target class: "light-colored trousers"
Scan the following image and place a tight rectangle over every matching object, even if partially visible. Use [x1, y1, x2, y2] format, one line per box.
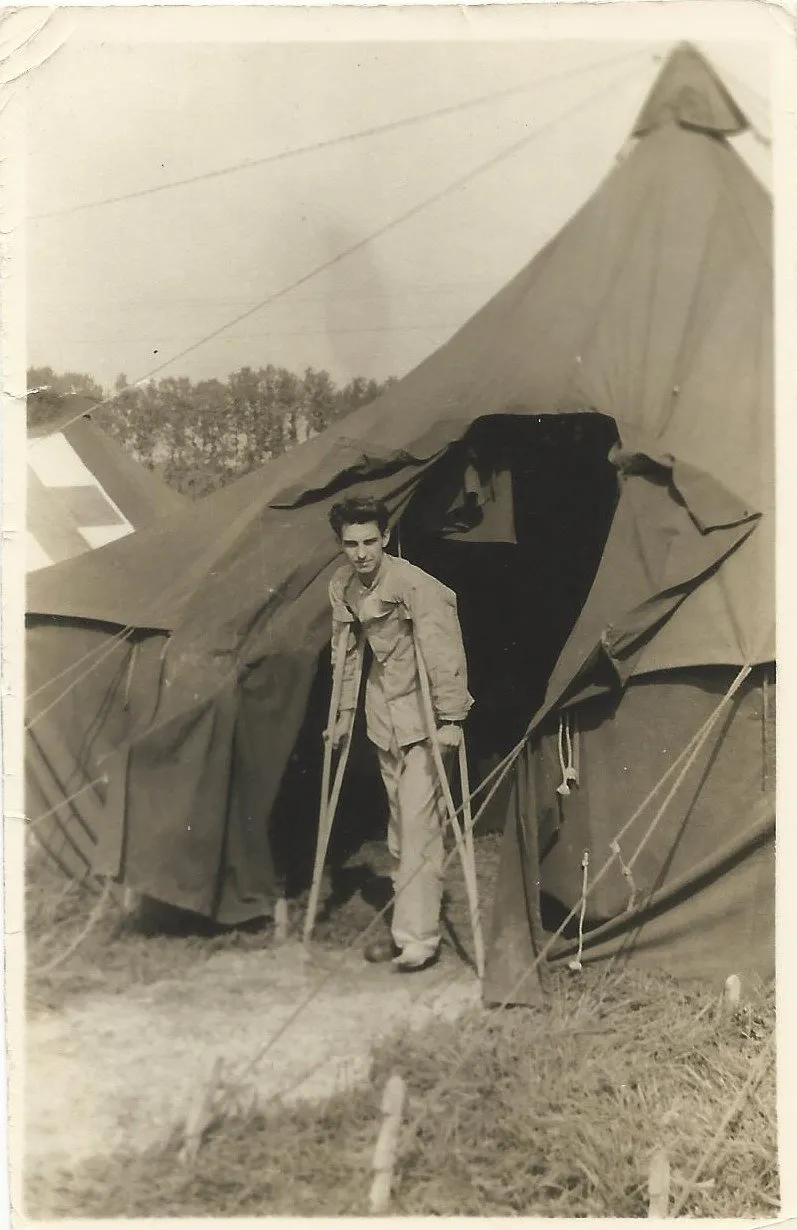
[377, 740, 451, 958]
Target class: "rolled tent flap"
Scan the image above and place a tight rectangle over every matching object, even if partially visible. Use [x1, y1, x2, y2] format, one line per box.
[267, 416, 482, 511]
[267, 437, 421, 510]
[609, 442, 760, 531]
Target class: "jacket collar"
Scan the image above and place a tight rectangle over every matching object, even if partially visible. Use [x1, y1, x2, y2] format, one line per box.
[344, 552, 396, 605]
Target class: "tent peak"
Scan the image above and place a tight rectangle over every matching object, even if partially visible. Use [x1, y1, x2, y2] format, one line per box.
[633, 43, 748, 139]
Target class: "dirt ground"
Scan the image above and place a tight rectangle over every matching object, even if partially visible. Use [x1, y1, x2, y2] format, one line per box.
[25, 912, 482, 1176]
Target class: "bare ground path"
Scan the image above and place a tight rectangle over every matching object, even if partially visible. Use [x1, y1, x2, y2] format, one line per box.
[25, 939, 480, 1173]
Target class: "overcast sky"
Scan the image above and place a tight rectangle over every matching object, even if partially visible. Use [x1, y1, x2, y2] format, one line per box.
[22, 10, 772, 393]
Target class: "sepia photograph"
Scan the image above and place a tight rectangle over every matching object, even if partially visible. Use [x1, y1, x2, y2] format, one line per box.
[2, 2, 787, 1220]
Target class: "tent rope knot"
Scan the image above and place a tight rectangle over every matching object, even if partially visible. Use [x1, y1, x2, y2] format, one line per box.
[556, 710, 580, 795]
[568, 849, 590, 972]
[610, 838, 639, 913]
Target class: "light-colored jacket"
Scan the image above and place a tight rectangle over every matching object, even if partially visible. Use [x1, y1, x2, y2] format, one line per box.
[328, 553, 473, 752]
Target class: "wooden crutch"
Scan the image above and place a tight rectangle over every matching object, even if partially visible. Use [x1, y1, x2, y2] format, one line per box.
[415, 643, 485, 979]
[303, 626, 363, 943]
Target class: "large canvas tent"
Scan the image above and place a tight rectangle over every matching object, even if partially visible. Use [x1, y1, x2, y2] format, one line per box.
[26, 44, 774, 990]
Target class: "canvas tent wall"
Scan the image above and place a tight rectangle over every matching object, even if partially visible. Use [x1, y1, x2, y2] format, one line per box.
[26, 406, 187, 877]
[26, 45, 774, 984]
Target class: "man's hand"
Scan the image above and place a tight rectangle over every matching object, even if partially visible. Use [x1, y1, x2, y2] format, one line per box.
[328, 712, 353, 748]
[436, 723, 462, 749]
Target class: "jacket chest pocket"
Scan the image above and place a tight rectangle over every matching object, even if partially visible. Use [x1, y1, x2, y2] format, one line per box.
[363, 597, 413, 664]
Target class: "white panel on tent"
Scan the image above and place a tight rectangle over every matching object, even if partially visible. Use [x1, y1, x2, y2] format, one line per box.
[27, 432, 134, 572]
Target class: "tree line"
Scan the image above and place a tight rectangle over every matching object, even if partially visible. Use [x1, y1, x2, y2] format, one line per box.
[27, 365, 396, 498]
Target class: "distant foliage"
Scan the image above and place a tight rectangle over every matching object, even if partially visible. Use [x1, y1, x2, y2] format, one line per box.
[27, 367, 105, 430]
[26, 366, 396, 499]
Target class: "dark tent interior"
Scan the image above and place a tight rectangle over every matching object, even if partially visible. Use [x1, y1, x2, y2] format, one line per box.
[270, 412, 620, 898]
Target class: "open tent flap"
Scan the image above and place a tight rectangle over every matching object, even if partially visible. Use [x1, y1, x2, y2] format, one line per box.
[53, 406, 759, 917]
[95, 411, 622, 916]
[526, 446, 763, 731]
[263, 412, 622, 895]
[261, 410, 766, 902]
[400, 415, 620, 760]
[399, 410, 760, 767]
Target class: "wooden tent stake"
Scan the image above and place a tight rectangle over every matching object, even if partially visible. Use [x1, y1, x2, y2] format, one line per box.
[647, 1148, 671, 1217]
[274, 896, 290, 943]
[179, 1056, 224, 1165]
[369, 1072, 406, 1213]
[723, 973, 741, 1012]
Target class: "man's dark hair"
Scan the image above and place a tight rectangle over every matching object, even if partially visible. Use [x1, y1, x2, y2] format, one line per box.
[329, 495, 390, 539]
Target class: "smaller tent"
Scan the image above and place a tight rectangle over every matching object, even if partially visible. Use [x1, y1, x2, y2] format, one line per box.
[27, 405, 185, 573]
[26, 405, 186, 877]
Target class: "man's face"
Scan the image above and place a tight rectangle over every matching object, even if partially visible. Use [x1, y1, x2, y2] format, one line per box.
[340, 520, 390, 584]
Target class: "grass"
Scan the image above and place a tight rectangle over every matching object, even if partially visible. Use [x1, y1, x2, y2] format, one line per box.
[23, 837, 777, 1219]
[24, 966, 775, 1219]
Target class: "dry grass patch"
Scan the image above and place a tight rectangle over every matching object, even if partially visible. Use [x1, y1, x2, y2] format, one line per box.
[24, 966, 775, 1219]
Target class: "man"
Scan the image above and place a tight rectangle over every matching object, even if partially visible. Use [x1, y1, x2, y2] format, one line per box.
[327, 495, 473, 971]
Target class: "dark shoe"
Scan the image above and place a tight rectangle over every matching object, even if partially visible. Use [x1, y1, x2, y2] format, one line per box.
[392, 944, 441, 973]
[364, 936, 401, 964]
